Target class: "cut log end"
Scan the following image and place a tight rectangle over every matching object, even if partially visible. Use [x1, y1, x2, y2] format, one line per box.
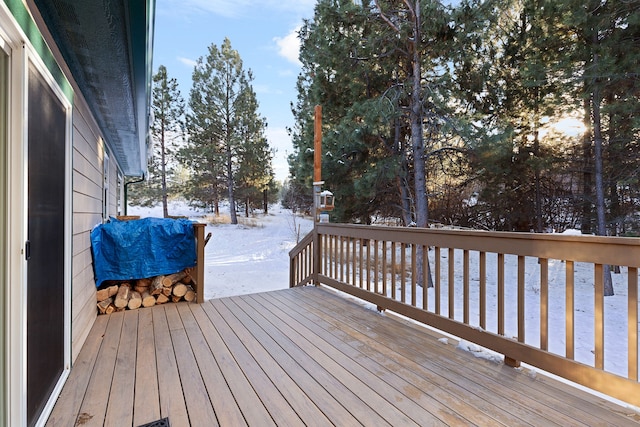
[98, 268, 198, 314]
[114, 283, 131, 308]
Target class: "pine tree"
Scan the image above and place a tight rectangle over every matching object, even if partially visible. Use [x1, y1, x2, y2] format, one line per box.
[451, 0, 577, 231]
[235, 71, 276, 216]
[181, 38, 272, 224]
[291, 0, 398, 224]
[290, 0, 461, 226]
[565, 0, 640, 295]
[128, 65, 184, 216]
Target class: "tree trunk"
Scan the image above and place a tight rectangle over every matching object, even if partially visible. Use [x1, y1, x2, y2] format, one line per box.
[581, 96, 594, 234]
[397, 114, 413, 227]
[227, 143, 237, 224]
[532, 97, 543, 233]
[263, 189, 268, 214]
[408, 1, 432, 287]
[411, 9, 427, 229]
[397, 172, 413, 227]
[160, 72, 169, 218]
[161, 130, 169, 218]
[590, 48, 614, 296]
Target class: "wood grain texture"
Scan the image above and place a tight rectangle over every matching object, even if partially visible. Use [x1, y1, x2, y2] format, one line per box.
[47, 286, 640, 427]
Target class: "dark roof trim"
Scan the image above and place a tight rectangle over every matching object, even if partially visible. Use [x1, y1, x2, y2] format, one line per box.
[3, 0, 73, 101]
[32, 0, 155, 177]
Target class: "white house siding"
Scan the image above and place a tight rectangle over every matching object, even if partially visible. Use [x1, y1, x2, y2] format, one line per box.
[108, 155, 120, 218]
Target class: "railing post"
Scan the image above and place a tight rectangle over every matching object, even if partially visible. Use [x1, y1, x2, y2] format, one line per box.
[289, 252, 296, 288]
[313, 225, 321, 286]
[193, 223, 206, 303]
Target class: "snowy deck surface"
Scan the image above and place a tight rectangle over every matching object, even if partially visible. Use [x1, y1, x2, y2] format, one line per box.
[47, 286, 640, 426]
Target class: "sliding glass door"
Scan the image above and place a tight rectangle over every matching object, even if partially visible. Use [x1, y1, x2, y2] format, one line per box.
[26, 61, 66, 427]
[0, 41, 8, 427]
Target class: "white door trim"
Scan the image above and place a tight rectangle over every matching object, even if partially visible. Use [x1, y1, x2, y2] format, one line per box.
[1, 4, 73, 425]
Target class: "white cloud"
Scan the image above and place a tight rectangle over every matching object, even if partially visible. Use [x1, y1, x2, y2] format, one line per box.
[163, 0, 315, 19]
[273, 26, 302, 66]
[177, 56, 198, 68]
[253, 84, 283, 95]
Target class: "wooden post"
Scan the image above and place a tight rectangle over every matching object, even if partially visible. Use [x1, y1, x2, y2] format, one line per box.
[314, 105, 322, 183]
[194, 223, 206, 303]
[313, 105, 324, 224]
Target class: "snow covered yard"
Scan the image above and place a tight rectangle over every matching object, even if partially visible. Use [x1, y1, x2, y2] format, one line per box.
[127, 203, 314, 299]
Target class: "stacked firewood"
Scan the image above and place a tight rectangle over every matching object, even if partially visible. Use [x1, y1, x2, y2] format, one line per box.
[96, 268, 197, 315]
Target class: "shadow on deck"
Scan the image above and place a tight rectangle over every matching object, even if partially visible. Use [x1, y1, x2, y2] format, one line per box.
[46, 286, 640, 426]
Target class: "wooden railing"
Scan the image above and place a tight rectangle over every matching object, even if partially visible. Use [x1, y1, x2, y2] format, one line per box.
[289, 223, 640, 407]
[289, 231, 315, 288]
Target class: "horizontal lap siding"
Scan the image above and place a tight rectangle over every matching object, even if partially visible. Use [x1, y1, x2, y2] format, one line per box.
[71, 100, 107, 362]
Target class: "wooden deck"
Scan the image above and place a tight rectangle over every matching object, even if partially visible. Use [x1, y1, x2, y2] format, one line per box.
[46, 286, 640, 427]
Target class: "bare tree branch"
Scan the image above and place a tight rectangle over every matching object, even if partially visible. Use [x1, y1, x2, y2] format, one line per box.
[374, 0, 401, 33]
[403, 0, 416, 21]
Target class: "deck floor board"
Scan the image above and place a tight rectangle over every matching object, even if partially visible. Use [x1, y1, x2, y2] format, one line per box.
[282, 288, 572, 425]
[132, 307, 160, 427]
[261, 291, 527, 426]
[46, 286, 640, 427]
[293, 287, 636, 427]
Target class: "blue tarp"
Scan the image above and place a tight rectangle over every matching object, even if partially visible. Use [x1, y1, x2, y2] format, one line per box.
[91, 217, 197, 287]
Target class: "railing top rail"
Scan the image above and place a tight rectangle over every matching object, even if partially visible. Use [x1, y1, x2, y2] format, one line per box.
[288, 230, 315, 258]
[316, 223, 640, 267]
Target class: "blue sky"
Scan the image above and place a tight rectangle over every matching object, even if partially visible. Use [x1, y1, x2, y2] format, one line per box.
[153, 0, 317, 182]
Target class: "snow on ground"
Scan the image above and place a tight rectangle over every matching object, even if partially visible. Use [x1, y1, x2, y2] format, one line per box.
[128, 202, 314, 299]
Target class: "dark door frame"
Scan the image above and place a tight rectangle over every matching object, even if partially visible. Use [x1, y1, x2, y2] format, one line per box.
[24, 56, 72, 427]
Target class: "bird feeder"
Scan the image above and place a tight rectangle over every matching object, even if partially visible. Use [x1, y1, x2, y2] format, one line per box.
[319, 190, 334, 211]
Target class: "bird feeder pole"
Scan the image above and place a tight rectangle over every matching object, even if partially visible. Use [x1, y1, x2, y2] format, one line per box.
[314, 105, 322, 184]
[313, 105, 323, 223]
[312, 105, 334, 223]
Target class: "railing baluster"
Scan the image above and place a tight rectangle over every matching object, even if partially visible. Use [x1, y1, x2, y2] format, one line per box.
[359, 239, 364, 289]
[382, 241, 387, 296]
[313, 239, 316, 282]
[322, 234, 326, 276]
[411, 244, 417, 307]
[422, 245, 428, 310]
[345, 237, 350, 285]
[334, 235, 339, 279]
[302, 247, 307, 282]
[435, 247, 441, 315]
[595, 263, 604, 370]
[400, 243, 406, 303]
[374, 240, 379, 294]
[518, 255, 525, 343]
[566, 260, 575, 359]
[480, 251, 486, 330]
[464, 249, 469, 324]
[339, 236, 344, 283]
[366, 240, 371, 291]
[352, 238, 357, 286]
[540, 258, 549, 351]
[290, 254, 300, 286]
[391, 242, 396, 300]
[498, 253, 505, 336]
[629, 267, 638, 381]
[449, 248, 455, 320]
